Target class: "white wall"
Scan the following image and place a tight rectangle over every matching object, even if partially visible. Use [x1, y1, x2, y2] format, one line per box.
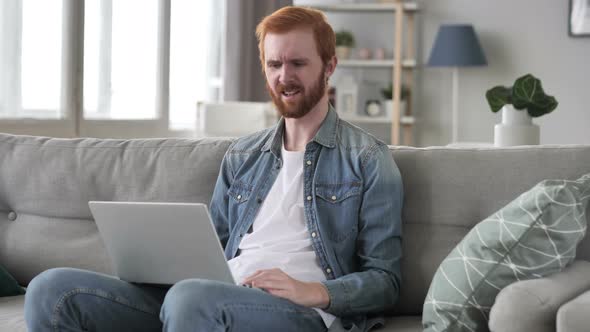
[302, 0, 590, 146]
[419, 0, 590, 146]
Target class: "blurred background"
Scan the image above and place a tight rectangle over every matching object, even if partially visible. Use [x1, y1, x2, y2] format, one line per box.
[0, 0, 588, 146]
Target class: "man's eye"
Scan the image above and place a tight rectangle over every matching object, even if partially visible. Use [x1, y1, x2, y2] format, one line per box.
[269, 63, 281, 69]
[294, 62, 305, 67]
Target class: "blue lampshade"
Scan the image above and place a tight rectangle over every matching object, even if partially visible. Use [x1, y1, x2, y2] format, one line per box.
[428, 24, 487, 67]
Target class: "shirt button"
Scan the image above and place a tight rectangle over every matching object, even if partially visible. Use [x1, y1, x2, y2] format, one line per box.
[331, 195, 337, 201]
[326, 268, 332, 274]
[307, 195, 312, 201]
[256, 198, 263, 204]
[306, 160, 312, 166]
[311, 232, 317, 238]
[237, 195, 242, 200]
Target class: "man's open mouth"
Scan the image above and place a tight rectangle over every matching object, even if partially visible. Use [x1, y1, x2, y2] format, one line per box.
[282, 89, 301, 97]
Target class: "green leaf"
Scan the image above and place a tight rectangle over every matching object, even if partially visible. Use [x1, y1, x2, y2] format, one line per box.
[526, 95, 558, 117]
[512, 74, 559, 117]
[335, 31, 355, 47]
[485, 86, 512, 113]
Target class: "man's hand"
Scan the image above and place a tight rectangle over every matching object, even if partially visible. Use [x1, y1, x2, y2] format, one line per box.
[242, 268, 330, 309]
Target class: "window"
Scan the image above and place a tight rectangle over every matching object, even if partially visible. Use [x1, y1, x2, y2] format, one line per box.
[84, 0, 159, 120]
[0, 0, 63, 119]
[0, 0, 223, 137]
[170, 0, 220, 129]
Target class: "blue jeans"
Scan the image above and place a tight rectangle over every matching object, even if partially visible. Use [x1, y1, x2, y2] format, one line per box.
[24, 268, 327, 332]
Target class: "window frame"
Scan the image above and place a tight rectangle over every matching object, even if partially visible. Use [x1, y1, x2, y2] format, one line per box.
[0, 0, 209, 139]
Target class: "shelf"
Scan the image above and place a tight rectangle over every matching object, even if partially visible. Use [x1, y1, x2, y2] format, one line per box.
[338, 59, 417, 68]
[305, 3, 419, 13]
[340, 115, 415, 125]
[319, 0, 418, 145]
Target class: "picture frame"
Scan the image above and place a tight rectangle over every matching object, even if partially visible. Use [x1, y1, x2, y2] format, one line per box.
[569, 0, 590, 37]
[335, 76, 358, 119]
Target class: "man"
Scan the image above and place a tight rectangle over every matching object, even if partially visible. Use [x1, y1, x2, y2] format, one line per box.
[24, 6, 403, 332]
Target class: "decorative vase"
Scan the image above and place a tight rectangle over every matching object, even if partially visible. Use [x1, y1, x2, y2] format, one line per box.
[358, 48, 371, 59]
[335, 46, 351, 60]
[383, 99, 407, 120]
[494, 105, 540, 147]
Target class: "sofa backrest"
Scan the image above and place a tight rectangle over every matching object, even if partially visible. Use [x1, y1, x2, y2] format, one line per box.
[391, 145, 590, 314]
[1, 133, 589, 315]
[0, 134, 233, 285]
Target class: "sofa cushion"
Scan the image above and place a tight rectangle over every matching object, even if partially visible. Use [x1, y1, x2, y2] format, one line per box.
[0, 266, 24, 297]
[0, 134, 234, 285]
[557, 288, 590, 332]
[422, 173, 590, 332]
[489, 260, 590, 332]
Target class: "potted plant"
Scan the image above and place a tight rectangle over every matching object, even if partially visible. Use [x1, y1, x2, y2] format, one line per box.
[485, 73, 558, 146]
[335, 30, 355, 59]
[380, 82, 410, 119]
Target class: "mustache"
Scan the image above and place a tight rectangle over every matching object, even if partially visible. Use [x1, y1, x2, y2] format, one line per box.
[277, 82, 303, 93]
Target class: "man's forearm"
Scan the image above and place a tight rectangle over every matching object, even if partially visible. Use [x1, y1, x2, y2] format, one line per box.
[307, 282, 330, 309]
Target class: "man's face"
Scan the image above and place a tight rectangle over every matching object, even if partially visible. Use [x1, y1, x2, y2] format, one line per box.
[263, 28, 327, 118]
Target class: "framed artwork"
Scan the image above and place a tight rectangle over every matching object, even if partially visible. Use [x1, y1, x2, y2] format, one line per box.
[569, 0, 590, 37]
[335, 77, 358, 119]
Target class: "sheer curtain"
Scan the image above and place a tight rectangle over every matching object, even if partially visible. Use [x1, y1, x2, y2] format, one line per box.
[168, 0, 225, 129]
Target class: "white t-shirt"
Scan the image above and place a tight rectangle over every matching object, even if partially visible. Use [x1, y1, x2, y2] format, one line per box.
[227, 144, 336, 328]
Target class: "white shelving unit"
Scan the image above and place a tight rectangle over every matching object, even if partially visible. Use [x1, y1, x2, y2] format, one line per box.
[308, 3, 418, 12]
[338, 59, 417, 68]
[311, 1, 418, 145]
[340, 115, 415, 125]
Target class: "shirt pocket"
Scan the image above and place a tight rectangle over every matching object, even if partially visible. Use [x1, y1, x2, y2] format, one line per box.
[227, 181, 253, 227]
[228, 181, 253, 204]
[315, 181, 362, 242]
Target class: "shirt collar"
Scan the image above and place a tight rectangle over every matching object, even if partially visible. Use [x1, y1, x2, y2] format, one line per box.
[261, 103, 339, 156]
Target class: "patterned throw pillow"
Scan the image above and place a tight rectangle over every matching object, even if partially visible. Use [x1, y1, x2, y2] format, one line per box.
[422, 173, 590, 332]
[0, 264, 25, 297]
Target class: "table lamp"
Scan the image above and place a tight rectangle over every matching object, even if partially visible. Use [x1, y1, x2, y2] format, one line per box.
[427, 24, 487, 143]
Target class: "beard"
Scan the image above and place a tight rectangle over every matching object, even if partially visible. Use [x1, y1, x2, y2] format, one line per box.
[266, 70, 327, 119]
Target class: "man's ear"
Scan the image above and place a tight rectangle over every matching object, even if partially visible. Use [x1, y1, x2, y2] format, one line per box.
[325, 56, 337, 79]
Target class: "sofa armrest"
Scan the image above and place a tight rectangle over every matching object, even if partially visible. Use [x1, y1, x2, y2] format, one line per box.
[489, 260, 590, 332]
[557, 289, 590, 332]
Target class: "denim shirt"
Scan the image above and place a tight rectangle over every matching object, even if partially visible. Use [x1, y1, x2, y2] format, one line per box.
[209, 106, 403, 331]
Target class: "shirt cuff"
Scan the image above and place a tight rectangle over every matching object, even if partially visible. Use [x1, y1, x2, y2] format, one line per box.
[321, 279, 351, 316]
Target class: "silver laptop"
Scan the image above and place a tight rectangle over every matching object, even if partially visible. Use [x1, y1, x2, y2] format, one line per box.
[88, 201, 235, 285]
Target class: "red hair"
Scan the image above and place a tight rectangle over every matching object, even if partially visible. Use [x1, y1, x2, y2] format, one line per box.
[256, 6, 335, 72]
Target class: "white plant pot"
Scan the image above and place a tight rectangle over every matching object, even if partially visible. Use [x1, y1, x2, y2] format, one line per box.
[383, 100, 407, 119]
[335, 46, 351, 60]
[494, 105, 540, 147]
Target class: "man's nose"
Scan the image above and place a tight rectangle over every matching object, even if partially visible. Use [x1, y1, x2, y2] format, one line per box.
[278, 64, 295, 83]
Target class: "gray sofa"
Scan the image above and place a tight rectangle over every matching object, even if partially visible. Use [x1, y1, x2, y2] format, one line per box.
[1, 132, 589, 332]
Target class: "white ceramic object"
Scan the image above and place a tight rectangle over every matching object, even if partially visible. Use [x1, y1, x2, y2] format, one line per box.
[383, 99, 407, 119]
[197, 102, 272, 137]
[494, 105, 540, 147]
[335, 46, 351, 60]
